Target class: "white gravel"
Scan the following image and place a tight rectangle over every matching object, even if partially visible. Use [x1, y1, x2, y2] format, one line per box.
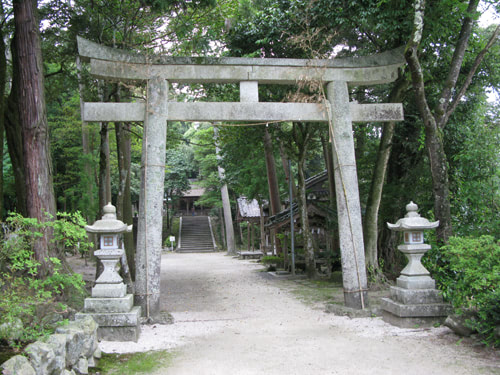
[99, 252, 499, 374]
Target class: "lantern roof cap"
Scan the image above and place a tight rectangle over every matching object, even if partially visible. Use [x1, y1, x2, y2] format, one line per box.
[85, 203, 132, 234]
[387, 201, 439, 231]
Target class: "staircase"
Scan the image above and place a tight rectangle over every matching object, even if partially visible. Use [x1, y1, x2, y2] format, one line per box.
[177, 216, 216, 253]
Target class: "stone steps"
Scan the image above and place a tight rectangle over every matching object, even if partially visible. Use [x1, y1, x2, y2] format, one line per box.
[178, 216, 216, 253]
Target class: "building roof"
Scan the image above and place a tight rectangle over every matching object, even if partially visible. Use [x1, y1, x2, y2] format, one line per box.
[305, 170, 328, 188]
[237, 197, 267, 219]
[183, 185, 205, 198]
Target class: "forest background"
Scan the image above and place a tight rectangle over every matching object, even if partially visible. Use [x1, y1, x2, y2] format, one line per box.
[0, 0, 498, 348]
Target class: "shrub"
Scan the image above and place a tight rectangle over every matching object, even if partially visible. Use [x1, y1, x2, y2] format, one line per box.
[261, 255, 283, 271]
[0, 212, 88, 347]
[424, 235, 500, 346]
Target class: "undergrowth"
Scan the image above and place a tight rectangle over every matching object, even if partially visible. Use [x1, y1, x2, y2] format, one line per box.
[424, 235, 500, 347]
[91, 350, 174, 374]
[0, 212, 89, 348]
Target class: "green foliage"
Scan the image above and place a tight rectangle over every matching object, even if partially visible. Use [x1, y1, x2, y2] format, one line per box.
[164, 146, 195, 204]
[447, 104, 500, 238]
[424, 236, 500, 346]
[0, 212, 88, 347]
[92, 350, 174, 374]
[261, 255, 283, 271]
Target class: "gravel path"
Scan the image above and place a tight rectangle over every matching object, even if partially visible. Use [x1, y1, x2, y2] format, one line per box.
[100, 252, 499, 375]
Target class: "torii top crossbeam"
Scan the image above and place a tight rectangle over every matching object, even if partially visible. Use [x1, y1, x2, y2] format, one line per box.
[78, 37, 404, 124]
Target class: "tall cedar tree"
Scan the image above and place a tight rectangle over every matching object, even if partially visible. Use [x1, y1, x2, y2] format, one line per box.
[13, 0, 56, 274]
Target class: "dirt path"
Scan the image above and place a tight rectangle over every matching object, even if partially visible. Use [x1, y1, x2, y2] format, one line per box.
[101, 252, 499, 375]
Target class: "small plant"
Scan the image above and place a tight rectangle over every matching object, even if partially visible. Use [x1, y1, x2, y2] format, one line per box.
[261, 255, 284, 271]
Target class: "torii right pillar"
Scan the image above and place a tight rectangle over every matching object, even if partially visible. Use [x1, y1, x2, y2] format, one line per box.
[327, 81, 368, 309]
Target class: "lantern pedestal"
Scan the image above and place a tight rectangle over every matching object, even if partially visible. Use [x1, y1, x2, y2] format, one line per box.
[76, 247, 141, 342]
[381, 243, 451, 327]
[382, 202, 451, 328]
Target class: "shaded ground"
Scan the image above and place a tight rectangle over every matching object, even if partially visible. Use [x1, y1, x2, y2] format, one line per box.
[99, 252, 499, 375]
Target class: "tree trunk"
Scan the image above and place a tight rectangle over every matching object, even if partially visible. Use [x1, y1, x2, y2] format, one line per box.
[247, 221, 250, 251]
[405, 0, 492, 244]
[263, 127, 282, 254]
[263, 128, 281, 215]
[98, 123, 111, 215]
[114, 85, 135, 279]
[294, 123, 317, 278]
[76, 55, 95, 222]
[259, 202, 265, 251]
[279, 140, 297, 199]
[5, 38, 27, 217]
[13, 0, 56, 274]
[297, 153, 316, 278]
[214, 126, 236, 254]
[219, 207, 226, 249]
[363, 76, 408, 269]
[0, 19, 6, 218]
[320, 133, 336, 254]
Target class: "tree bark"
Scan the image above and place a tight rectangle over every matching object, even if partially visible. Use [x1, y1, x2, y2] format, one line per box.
[0, 17, 6, 218]
[76, 55, 95, 222]
[5, 38, 27, 217]
[114, 86, 135, 280]
[13, 0, 56, 274]
[214, 126, 236, 255]
[279, 140, 297, 199]
[263, 127, 282, 254]
[363, 75, 408, 269]
[320, 133, 336, 254]
[98, 123, 111, 215]
[294, 123, 317, 278]
[259, 201, 265, 251]
[263, 128, 281, 215]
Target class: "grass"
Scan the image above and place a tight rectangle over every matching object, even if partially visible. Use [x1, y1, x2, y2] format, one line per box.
[90, 350, 174, 374]
[286, 279, 345, 307]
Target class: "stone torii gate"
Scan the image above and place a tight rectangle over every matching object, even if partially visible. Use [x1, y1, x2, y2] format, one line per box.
[77, 37, 404, 318]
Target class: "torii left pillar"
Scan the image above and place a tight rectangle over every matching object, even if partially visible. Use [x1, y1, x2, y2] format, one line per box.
[135, 76, 168, 321]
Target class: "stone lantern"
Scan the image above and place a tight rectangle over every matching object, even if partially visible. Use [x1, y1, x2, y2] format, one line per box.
[85, 203, 131, 297]
[76, 203, 141, 342]
[381, 202, 451, 327]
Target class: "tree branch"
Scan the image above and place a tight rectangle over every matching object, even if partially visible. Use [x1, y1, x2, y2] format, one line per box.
[405, 0, 436, 131]
[444, 24, 500, 124]
[435, 0, 479, 129]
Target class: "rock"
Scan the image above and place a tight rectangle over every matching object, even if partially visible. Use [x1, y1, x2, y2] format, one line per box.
[73, 357, 88, 375]
[25, 341, 58, 375]
[0, 355, 36, 375]
[73, 317, 98, 358]
[444, 313, 476, 337]
[0, 318, 23, 342]
[55, 326, 84, 367]
[87, 355, 96, 368]
[56, 317, 97, 367]
[46, 334, 67, 374]
[93, 347, 102, 359]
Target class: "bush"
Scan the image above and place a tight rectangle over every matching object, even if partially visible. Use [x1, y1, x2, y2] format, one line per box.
[0, 212, 88, 347]
[261, 255, 283, 271]
[424, 235, 500, 346]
